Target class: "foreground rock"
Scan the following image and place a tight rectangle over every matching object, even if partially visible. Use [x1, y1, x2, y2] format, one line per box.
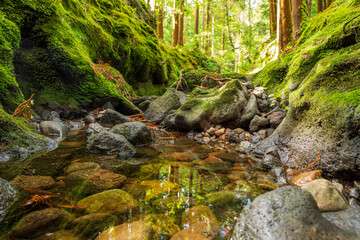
[323, 208, 360, 237]
[98, 109, 130, 126]
[174, 80, 249, 130]
[87, 131, 136, 159]
[11, 175, 56, 190]
[231, 186, 359, 240]
[302, 179, 349, 212]
[0, 178, 17, 221]
[110, 121, 152, 146]
[11, 208, 74, 238]
[40, 121, 68, 139]
[96, 221, 153, 240]
[144, 88, 183, 124]
[78, 189, 138, 214]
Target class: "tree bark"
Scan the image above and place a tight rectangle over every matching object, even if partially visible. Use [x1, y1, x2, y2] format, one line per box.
[270, 0, 277, 35]
[178, 0, 184, 46]
[173, 0, 179, 46]
[202, 0, 205, 50]
[205, 0, 211, 52]
[156, 5, 164, 40]
[327, 0, 332, 8]
[317, 0, 323, 13]
[281, 0, 291, 47]
[277, 0, 284, 53]
[292, 0, 302, 42]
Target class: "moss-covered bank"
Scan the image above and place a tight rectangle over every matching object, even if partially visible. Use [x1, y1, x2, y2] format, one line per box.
[251, 0, 360, 177]
[0, 0, 199, 113]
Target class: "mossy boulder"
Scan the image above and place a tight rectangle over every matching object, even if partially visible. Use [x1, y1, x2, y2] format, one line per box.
[77, 189, 138, 214]
[174, 80, 249, 130]
[74, 213, 119, 237]
[144, 214, 180, 240]
[11, 208, 74, 238]
[251, 0, 360, 177]
[110, 121, 152, 146]
[144, 88, 183, 124]
[206, 191, 250, 208]
[11, 175, 56, 190]
[181, 205, 218, 229]
[200, 174, 230, 193]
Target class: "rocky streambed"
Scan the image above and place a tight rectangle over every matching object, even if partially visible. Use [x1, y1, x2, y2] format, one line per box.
[1, 79, 360, 239]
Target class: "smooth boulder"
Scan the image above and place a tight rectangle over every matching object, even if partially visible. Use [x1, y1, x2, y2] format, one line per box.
[40, 121, 68, 139]
[110, 121, 152, 146]
[98, 109, 130, 126]
[96, 221, 153, 240]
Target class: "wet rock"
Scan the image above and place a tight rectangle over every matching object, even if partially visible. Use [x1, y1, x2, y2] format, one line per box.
[11, 175, 56, 190]
[84, 114, 95, 124]
[11, 208, 74, 238]
[206, 191, 249, 208]
[267, 111, 286, 128]
[323, 208, 360, 237]
[289, 170, 323, 187]
[198, 156, 224, 164]
[231, 186, 358, 240]
[67, 121, 85, 131]
[138, 100, 151, 112]
[168, 152, 194, 161]
[0, 178, 17, 221]
[171, 221, 219, 240]
[189, 146, 212, 159]
[102, 102, 115, 111]
[349, 198, 360, 208]
[65, 169, 126, 196]
[182, 205, 218, 230]
[238, 131, 252, 142]
[252, 87, 266, 98]
[159, 112, 177, 130]
[144, 214, 180, 239]
[152, 195, 198, 211]
[302, 179, 349, 212]
[271, 167, 287, 186]
[74, 213, 119, 237]
[258, 129, 267, 139]
[40, 121, 68, 139]
[78, 189, 138, 214]
[174, 80, 248, 130]
[96, 221, 153, 240]
[251, 134, 262, 144]
[144, 88, 182, 124]
[206, 127, 216, 136]
[235, 141, 252, 153]
[122, 183, 146, 200]
[261, 155, 282, 170]
[48, 111, 62, 122]
[249, 115, 270, 132]
[87, 123, 106, 135]
[201, 174, 229, 193]
[233, 128, 245, 134]
[98, 109, 130, 126]
[215, 128, 226, 137]
[64, 162, 101, 175]
[227, 171, 251, 181]
[227, 132, 239, 143]
[257, 99, 269, 112]
[240, 95, 260, 128]
[110, 121, 152, 146]
[40, 230, 82, 240]
[87, 131, 136, 159]
[215, 152, 244, 163]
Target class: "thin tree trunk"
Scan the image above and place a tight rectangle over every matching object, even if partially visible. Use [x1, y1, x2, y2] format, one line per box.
[281, 0, 291, 48]
[211, 16, 215, 56]
[317, 0, 323, 13]
[156, 5, 164, 40]
[147, 0, 151, 8]
[173, 0, 179, 46]
[195, 2, 199, 48]
[292, 0, 302, 42]
[327, 0, 332, 8]
[202, 1, 205, 50]
[270, 0, 277, 35]
[222, 30, 225, 51]
[277, 0, 284, 53]
[178, 0, 184, 46]
[205, 0, 211, 52]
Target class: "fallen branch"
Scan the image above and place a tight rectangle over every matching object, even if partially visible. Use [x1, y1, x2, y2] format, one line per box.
[343, 13, 360, 34]
[12, 94, 34, 122]
[176, 68, 192, 90]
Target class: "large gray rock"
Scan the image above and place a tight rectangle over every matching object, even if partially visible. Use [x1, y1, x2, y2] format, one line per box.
[301, 179, 349, 212]
[0, 178, 17, 221]
[240, 95, 260, 128]
[110, 121, 152, 146]
[267, 111, 286, 128]
[144, 88, 182, 124]
[87, 123, 106, 135]
[40, 121, 68, 139]
[323, 208, 360, 237]
[231, 186, 358, 240]
[249, 115, 270, 132]
[98, 109, 130, 126]
[87, 131, 136, 159]
[174, 80, 249, 130]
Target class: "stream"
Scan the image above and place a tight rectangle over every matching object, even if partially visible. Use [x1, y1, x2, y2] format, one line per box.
[0, 126, 275, 239]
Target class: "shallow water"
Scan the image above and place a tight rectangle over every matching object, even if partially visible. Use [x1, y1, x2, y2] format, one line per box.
[0, 127, 274, 239]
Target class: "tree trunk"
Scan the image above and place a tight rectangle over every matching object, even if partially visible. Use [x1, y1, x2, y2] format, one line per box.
[270, 0, 277, 35]
[195, 2, 199, 48]
[211, 16, 214, 56]
[172, 0, 179, 46]
[205, 0, 211, 52]
[317, 0, 323, 13]
[222, 30, 225, 51]
[281, 0, 291, 48]
[327, 0, 332, 8]
[156, 5, 164, 40]
[178, 0, 184, 46]
[292, 0, 302, 42]
[202, 1, 205, 50]
[277, 0, 284, 53]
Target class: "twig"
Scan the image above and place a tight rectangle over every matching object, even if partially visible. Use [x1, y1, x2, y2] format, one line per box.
[282, 152, 293, 168]
[290, 151, 321, 176]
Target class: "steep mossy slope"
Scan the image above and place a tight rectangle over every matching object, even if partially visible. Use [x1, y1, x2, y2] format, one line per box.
[0, 0, 197, 113]
[252, 0, 360, 176]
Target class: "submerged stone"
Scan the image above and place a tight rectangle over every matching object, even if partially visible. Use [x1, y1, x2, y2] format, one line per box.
[11, 175, 56, 190]
[110, 121, 152, 146]
[96, 221, 153, 240]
